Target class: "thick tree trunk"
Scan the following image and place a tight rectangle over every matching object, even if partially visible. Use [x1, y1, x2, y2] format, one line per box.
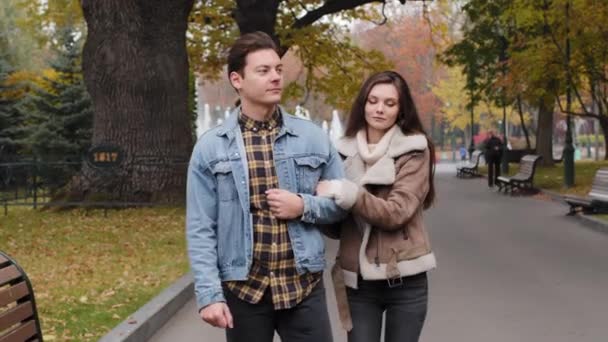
[536, 96, 555, 167]
[73, 0, 194, 204]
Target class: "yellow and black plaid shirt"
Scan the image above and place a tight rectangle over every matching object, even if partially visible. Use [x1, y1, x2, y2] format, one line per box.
[225, 110, 321, 310]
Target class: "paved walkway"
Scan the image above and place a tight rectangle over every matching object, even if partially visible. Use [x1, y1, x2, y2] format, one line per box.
[150, 163, 608, 341]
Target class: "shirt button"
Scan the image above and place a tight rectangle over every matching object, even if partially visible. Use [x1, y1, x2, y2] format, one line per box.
[269, 272, 275, 277]
[241, 181, 245, 184]
[272, 242, 277, 248]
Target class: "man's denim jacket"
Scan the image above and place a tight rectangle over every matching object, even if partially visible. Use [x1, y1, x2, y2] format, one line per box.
[186, 107, 347, 310]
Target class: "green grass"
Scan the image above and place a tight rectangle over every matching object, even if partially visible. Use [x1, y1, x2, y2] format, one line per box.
[479, 160, 608, 196]
[0, 206, 188, 341]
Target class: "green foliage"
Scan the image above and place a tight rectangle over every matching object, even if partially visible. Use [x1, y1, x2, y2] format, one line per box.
[441, 0, 513, 110]
[577, 134, 605, 146]
[19, 26, 92, 158]
[0, 52, 26, 158]
[188, 1, 393, 111]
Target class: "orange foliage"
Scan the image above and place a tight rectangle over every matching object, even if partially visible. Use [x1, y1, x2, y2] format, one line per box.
[357, 15, 444, 130]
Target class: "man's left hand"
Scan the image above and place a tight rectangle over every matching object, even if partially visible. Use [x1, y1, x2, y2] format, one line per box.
[266, 189, 304, 220]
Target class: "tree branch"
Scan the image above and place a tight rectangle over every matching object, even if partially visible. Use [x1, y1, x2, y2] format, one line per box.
[293, 0, 383, 29]
[553, 91, 600, 119]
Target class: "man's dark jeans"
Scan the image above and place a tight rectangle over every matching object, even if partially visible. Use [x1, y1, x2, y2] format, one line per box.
[224, 280, 333, 342]
[346, 273, 428, 342]
[487, 159, 501, 187]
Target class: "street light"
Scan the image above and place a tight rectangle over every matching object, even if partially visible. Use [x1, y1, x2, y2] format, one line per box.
[501, 103, 509, 174]
[468, 96, 475, 159]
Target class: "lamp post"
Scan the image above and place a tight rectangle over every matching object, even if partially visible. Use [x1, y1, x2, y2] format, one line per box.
[564, 0, 575, 187]
[468, 94, 475, 159]
[501, 99, 509, 174]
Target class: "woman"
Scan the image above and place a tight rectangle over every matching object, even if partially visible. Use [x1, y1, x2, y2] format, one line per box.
[317, 71, 436, 342]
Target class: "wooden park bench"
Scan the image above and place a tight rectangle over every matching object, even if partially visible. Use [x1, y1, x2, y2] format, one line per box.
[0, 251, 43, 342]
[564, 168, 608, 215]
[496, 154, 542, 194]
[456, 150, 484, 178]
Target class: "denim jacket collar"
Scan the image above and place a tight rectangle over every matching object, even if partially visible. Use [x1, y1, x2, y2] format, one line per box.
[216, 106, 299, 139]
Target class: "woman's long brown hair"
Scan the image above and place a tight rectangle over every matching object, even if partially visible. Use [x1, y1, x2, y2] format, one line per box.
[344, 71, 436, 209]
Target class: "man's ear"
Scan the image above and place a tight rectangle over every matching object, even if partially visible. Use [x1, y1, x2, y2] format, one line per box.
[229, 71, 242, 91]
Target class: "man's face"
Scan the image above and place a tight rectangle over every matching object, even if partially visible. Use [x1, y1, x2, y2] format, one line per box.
[230, 49, 283, 107]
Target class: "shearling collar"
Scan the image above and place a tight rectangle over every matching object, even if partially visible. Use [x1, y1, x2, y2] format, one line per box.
[336, 128, 427, 186]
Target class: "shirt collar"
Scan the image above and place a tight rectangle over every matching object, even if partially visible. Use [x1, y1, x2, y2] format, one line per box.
[238, 108, 282, 132]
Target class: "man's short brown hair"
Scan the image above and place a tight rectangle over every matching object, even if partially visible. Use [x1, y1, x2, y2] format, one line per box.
[227, 31, 279, 78]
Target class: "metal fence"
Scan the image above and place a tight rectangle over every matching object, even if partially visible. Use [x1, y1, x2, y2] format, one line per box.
[0, 155, 188, 215]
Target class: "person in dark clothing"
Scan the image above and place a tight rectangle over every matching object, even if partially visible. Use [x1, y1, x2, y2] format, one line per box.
[483, 131, 503, 187]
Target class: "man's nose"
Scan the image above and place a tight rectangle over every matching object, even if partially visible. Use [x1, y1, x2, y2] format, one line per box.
[270, 69, 281, 81]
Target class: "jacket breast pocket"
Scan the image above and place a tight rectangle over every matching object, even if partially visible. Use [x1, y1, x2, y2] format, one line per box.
[294, 156, 326, 194]
[212, 161, 238, 201]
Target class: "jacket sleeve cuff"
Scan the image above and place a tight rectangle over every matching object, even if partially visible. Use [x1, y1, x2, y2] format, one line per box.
[299, 193, 316, 223]
[196, 287, 226, 312]
[333, 179, 360, 210]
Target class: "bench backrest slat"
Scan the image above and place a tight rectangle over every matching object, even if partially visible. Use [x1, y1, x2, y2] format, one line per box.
[589, 168, 608, 200]
[0, 281, 29, 307]
[0, 302, 34, 333]
[0, 252, 43, 342]
[0, 320, 37, 342]
[0, 265, 20, 287]
[514, 155, 542, 181]
[471, 151, 483, 167]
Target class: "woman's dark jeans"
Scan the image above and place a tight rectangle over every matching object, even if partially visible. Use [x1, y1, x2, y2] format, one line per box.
[347, 272, 428, 342]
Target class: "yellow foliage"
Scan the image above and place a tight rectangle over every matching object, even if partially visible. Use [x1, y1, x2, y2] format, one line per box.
[433, 66, 519, 131]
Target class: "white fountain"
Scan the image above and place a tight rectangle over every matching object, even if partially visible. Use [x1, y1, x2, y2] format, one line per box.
[329, 110, 344, 143]
[321, 120, 329, 134]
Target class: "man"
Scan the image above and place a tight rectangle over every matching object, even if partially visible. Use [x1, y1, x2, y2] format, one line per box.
[483, 130, 503, 187]
[186, 31, 346, 342]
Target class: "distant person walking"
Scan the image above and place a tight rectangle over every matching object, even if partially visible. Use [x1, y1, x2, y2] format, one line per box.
[483, 131, 503, 187]
[459, 145, 467, 161]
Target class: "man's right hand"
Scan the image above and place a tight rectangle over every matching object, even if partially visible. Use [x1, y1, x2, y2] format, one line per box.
[200, 302, 233, 329]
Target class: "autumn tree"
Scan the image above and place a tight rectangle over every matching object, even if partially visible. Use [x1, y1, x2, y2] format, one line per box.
[73, 0, 435, 203]
[358, 14, 441, 133]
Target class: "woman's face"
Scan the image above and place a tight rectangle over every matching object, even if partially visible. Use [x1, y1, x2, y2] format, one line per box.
[364, 83, 400, 133]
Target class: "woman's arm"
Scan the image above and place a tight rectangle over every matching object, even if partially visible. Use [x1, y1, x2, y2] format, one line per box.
[318, 150, 430, 231]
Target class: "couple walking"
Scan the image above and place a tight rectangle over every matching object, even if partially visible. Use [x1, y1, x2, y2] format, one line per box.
[186, 31, 437, 342]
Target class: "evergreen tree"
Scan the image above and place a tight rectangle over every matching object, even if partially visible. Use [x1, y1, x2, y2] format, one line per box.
[0, 48, 24, 160]
[21, 26, 92, 160]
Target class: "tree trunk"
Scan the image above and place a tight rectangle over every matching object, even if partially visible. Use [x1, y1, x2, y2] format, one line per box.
[598, 116, 608, 161]
[516, 95, 532, 150]
[73, 0, 195, 204]
[233, 0, 281, 49]
[536, 96, 555, 167]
